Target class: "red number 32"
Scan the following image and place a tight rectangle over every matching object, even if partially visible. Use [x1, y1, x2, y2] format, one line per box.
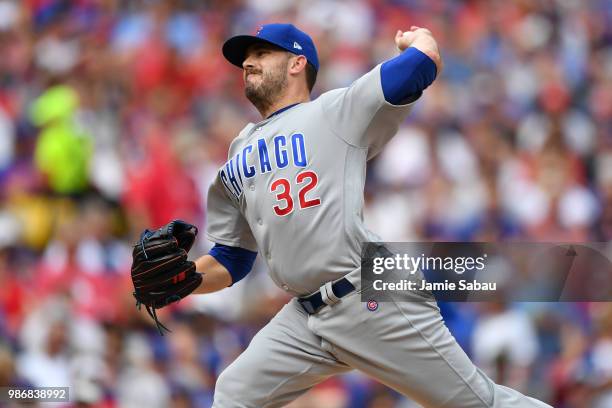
[270, 170, 321, 216]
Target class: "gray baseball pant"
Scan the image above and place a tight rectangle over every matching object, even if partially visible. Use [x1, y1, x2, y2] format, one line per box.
[212, 271, 552, 408]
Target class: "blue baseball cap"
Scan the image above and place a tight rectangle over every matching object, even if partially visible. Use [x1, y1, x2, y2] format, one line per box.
[222, 23, 319, 72]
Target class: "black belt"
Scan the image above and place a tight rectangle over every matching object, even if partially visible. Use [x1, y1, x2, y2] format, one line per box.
[298, 278, 355, 315]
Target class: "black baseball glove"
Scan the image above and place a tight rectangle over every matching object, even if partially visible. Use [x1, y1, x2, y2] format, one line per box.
[131, 220, 203, 334]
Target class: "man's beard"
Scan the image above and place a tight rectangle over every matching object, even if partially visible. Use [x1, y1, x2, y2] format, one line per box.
[244, 62, 288, 114]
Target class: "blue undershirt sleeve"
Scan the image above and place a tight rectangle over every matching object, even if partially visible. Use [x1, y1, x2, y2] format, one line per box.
[380, 47, 437, 105]
[208, 244, 258, 286]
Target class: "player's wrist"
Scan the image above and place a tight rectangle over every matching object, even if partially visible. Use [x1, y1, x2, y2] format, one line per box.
[396, 29, 442, 74]
[192, 254, 233, 293]
[408, 39, 442, 74]
[191, 272, 208, 294]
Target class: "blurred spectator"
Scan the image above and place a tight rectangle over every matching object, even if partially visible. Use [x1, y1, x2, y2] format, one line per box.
[0, 343, 30, 388]
[16, 318, 72, 389]
[472, 302, 539, 392]
[31, 84, 92, 195]
[592, 305, 612, 407]
[549, 323, 592, 408]
[116, 333, 170, 408]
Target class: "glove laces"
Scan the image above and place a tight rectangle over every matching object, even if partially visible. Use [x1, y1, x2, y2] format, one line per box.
[134, 294, 171, 335]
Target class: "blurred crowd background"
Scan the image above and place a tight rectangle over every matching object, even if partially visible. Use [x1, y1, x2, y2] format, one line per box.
[0, 0, 611, 407]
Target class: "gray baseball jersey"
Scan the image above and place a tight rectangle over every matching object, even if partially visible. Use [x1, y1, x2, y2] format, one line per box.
[206, 64, 407, 295]
[206, 64, 552, 408]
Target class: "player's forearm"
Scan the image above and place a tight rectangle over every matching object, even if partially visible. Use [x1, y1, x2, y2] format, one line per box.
[193, 254, 233, 294]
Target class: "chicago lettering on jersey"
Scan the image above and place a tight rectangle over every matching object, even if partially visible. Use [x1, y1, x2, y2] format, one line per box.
[220, 133, 308, 198]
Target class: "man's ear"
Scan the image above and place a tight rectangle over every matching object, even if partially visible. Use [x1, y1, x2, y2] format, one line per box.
[288, 55, 307, 75]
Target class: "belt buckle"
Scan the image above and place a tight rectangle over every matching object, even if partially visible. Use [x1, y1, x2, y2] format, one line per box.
[318, 281, 338, 307]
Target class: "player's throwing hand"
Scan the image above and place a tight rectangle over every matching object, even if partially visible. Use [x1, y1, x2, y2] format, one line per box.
[395, 26, 443, 73]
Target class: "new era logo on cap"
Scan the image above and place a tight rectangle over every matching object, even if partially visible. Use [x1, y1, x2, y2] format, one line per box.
[293, 41, 302, 50]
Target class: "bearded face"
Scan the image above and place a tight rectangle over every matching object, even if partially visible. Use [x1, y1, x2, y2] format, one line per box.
[243, 50, 290, 113]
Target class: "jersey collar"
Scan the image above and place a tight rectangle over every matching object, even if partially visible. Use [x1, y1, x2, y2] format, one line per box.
[266, 103, 300, 119]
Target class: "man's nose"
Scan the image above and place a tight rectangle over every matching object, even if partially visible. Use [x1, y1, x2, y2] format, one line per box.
[243, 56, 255, 70]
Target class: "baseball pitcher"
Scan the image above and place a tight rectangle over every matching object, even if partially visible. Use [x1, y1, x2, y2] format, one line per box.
[131, 23, 552, 407]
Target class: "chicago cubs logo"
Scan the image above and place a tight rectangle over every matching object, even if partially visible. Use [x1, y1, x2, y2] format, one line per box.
[366, 300, 378, 311]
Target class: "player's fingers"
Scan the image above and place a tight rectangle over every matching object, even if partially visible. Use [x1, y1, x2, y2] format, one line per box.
[395, 30, 403, 42]
[401, 31, 417, 42]
[416, 27, 433, 36]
